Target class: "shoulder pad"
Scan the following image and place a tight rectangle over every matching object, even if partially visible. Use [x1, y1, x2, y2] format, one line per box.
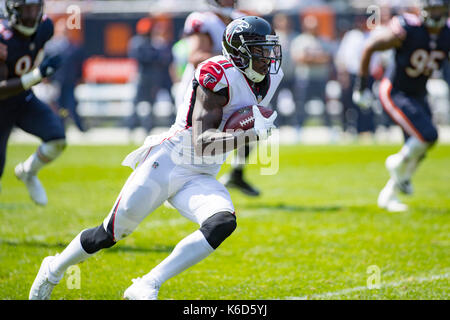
[402, 13, 422, 27]
[39, 16, 54, 41]
[389, 15, 408, 40]
[195, 60, 229, 93]
[184, 12, 207, 36]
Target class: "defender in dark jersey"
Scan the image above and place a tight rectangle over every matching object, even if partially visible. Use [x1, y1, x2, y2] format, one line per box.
[0, 0, 65, 206]
[354, 0, 450, 212]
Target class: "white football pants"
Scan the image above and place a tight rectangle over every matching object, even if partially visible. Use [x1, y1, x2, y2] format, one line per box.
[103, 144, 235, 241]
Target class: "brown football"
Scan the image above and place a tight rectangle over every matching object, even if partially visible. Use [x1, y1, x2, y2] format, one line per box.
[223, 105, 274, 132]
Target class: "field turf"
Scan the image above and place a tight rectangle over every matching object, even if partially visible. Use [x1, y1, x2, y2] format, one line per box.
[0, 143, 449, 300]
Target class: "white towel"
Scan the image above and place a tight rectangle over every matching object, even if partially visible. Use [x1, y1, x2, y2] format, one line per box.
[122, 132, 171, 170]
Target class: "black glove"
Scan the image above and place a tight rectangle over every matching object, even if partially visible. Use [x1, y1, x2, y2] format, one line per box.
[353, 76, 369, 92]
[39, 55, 62, 78]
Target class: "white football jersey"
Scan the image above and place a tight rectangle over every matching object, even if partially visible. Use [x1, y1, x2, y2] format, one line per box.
[175, 10, 245, 108]
[165, 55, 284, 175]
[184, 10, 244, 55]
[123, 55, 284, 175]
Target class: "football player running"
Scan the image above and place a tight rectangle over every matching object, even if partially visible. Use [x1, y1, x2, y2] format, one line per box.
[29, 16, 283, 300]
[353, 0, 450, 212]
[178, 0, 261, 197]
[0, 0, 65, 206]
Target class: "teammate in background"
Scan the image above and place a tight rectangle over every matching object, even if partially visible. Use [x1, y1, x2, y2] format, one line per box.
[178, 0, 260, 196]
[353, 0, 450, 212]
[0, 0, 65, 206]
[175, 0, 240, 107]
[29, 16, 282, 300]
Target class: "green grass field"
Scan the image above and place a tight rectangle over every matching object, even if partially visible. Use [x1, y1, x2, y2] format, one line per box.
[0, 143, 449, 300]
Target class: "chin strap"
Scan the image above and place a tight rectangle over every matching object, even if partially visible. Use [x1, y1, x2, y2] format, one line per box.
[244, 60, 265, 83]
[12, 22, 39, 36]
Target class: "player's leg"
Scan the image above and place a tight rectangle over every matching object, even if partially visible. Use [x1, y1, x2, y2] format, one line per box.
[401, 96, 437, 184]
[293, 78, 309, 140]
[382, 89, 437, 190]
[0, 111, 15, 193]
[220, 142, 260, 196]
[14, 95, 66, 205]
[378, 80, 438, 211]
[124, 174, 236, 300]
[29, 145, 178, 299]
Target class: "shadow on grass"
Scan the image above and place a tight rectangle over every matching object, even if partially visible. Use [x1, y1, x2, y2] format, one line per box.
[239, 202, 343, 213]
[0, 202, 35, 211]
[0, 238, 174, 253]
[410, 206, 450, 215]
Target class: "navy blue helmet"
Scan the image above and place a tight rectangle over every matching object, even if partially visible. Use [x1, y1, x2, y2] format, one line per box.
[5, 0, 44, 36]
[420, 0, 449, 29]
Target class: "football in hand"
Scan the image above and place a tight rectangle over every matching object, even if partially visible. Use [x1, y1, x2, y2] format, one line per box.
[223, 105, 274, 132]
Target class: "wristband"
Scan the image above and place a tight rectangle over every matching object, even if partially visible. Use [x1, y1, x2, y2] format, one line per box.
[20, 68, 42, 90]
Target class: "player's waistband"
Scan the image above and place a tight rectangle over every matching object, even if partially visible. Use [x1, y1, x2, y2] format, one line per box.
[387, 77, 428, 98]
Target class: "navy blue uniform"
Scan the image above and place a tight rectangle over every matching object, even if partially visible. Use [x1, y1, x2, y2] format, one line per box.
[379, 14, 450, 143]
[0, 17, 65, 178]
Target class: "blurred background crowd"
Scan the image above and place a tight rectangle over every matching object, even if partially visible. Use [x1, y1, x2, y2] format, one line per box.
[4, 0, 450, 143]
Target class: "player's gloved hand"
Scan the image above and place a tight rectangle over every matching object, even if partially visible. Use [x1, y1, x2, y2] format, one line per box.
[39, 55, 62, 78]
[252, 105, 277, 140]
[352, 76, 373, 109]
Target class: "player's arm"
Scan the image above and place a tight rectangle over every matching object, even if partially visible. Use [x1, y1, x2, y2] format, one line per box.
[192, 85, 258, 156]
[358, 28, 402, 78]
[187, 33, 214, 68]
[353, 27, 403, 108]
[0, 57, 61, 100]
[0, 61, 26, 100]
[0, 42, 27, 100]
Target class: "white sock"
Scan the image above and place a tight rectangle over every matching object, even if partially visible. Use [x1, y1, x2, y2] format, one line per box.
[49, 231, 93, 280]
[405, 154, 425, 180]
[399, 137, 428, 161]
[398, 137, 429, 179]
[143, 230, 214, 286]
[22, 152, 45, 175]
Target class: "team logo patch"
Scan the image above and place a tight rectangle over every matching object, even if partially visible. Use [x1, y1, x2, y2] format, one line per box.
[203, 73, 217, 87]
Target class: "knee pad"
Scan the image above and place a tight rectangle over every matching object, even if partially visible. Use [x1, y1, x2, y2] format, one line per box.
[38, 139, 67, 162]
[80, 224, 116, 254]
[200, 211, 236, 250]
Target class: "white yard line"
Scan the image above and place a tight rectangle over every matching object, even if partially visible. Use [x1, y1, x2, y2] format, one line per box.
[285, 272, 450, 300]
